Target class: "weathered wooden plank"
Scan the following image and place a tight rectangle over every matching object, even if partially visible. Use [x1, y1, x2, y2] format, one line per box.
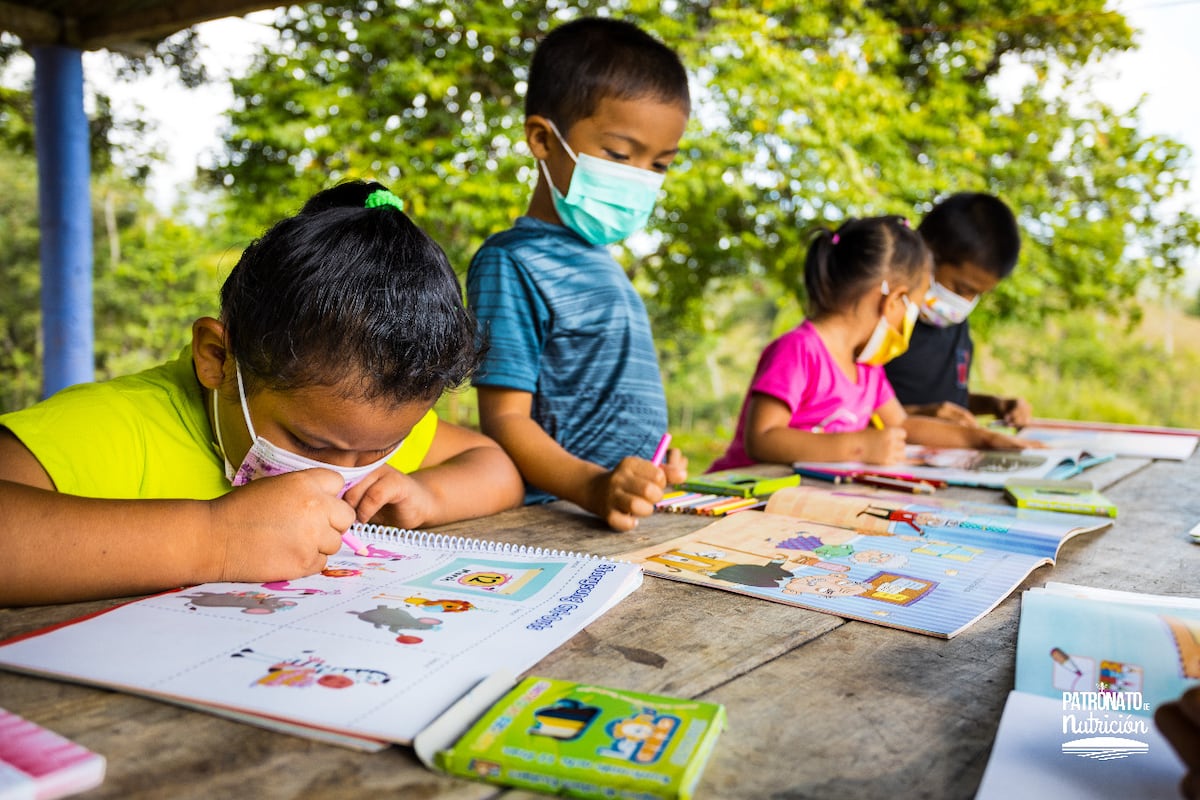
[1, 454, 1192, 799]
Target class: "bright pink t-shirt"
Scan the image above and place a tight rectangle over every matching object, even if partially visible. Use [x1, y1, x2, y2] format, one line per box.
[710, 320, 896, 471]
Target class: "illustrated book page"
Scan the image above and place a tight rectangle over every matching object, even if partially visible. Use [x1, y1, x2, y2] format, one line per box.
[975, 583, 1199, 799]
[619, 487, 1109, 638]
[0, 526, 642, 749]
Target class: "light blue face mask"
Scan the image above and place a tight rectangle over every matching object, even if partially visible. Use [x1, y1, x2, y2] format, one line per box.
[539, 120, 666, 246]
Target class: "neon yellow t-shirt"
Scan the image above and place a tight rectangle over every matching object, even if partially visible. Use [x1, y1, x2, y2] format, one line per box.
[0, 348, 438, 500]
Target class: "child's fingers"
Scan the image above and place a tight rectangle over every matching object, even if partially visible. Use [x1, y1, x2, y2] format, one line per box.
[1156, 695, 1200, 772]
[663, 448, 688, 484]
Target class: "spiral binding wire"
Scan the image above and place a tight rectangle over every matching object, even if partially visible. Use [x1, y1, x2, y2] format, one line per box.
[350, 522, 616, 562]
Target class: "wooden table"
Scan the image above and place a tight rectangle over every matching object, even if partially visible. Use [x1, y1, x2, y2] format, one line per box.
[2, 454, 1196, 799]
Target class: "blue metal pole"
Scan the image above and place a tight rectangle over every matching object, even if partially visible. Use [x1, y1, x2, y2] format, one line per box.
[33, 45, 93, 397]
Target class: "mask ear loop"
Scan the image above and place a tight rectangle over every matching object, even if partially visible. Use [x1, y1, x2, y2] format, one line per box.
[544, 119, 579, 163]
[234, 363, 259, 441]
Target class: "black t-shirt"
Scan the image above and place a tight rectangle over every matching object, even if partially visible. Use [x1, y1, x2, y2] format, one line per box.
[884, 319, 973, 408]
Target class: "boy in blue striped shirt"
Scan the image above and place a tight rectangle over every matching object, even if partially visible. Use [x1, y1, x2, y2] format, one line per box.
[467, 17, 689, 531]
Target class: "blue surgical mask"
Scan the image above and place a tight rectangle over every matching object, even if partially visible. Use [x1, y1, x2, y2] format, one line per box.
[538, 120, 665, 246]
[212, 364, 402, 497]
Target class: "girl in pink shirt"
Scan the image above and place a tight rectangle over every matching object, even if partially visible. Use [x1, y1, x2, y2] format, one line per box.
[711, 216, 1030, 471]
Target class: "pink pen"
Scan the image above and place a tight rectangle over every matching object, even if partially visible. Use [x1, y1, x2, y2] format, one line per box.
[341, 529, 369, 556]
[651, 433, 672, 467]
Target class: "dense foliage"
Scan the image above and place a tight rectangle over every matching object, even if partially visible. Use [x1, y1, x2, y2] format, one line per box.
[1, 3, 1198, 440]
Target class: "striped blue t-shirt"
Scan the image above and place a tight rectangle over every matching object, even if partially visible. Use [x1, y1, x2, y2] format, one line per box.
[467, 216, 668, 505]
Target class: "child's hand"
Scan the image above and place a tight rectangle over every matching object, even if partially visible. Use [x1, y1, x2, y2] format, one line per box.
[209, 469, 352, 582]
[342, 465, 435, 530]
[861, 427, 908, 465]
[977, 429, 1045, 451]
[996, 396, 1033, 427]
[1155, 686, 1200, 800]
[921, 401, 978, 427]
[591, 456, 668, 532]
[662, 448, 688, 486]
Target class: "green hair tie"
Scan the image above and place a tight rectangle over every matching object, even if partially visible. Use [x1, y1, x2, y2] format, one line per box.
[364, 189, 404, 212]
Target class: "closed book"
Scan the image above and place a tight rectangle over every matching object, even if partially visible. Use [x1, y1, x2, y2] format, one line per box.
[1003, 479, 1118, 518]
[0, 708, 105, 800]
[418, 674, 725, 800]
[678, 471, 800, 498]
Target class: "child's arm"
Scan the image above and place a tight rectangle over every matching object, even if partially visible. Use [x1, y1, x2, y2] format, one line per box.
[343, 421, 525, 529]
[476, 386, 681, 532]
[743, 394, 907, 465]
[900, 406, 1040, 450]
[968, 392, 1033, 427]
[901, 401, 978, 427]
[0, 429, 351, 607]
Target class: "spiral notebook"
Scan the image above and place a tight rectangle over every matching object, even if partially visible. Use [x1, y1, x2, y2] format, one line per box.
[0, 525, 642, 751]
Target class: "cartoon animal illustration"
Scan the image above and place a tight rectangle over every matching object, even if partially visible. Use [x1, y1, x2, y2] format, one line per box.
[404, 596, 477, 613]
[260, 579, 339, 596]
[349, 605, 443, 634]
[232, 648, 391, 688]
[359, 545, 418, 561]
[181, 591, 298, 614]
[599, 711, 680, 764]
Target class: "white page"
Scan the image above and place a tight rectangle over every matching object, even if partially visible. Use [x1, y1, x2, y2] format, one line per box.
[976, 691, 1185, 800]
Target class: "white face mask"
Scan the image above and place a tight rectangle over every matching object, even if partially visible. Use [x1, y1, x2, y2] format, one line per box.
[919, 279, 979, 327]
[212, 364, 402, 497]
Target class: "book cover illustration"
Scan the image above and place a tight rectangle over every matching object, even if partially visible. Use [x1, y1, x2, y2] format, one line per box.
[0, 528, 642, 747]
[429, 676, 725, 800]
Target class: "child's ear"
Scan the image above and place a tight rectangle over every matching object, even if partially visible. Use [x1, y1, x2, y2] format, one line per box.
[191, 317, 231, 391]
[525, 115, 556, 160]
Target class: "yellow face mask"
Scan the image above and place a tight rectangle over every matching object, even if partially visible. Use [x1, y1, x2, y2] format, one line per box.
[856, 282, 918, 366]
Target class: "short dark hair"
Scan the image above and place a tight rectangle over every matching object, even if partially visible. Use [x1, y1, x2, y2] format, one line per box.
[220, 180, 480, 404]
[525, 17, 690, 132]
[918, 192, 1021, 279]
[804, 216, 931, 320]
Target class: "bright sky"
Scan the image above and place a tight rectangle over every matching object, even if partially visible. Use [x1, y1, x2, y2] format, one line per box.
[70, 3, 1200, 286]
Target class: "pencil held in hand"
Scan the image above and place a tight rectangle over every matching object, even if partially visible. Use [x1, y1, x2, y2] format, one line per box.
[651, 433, 672, 467]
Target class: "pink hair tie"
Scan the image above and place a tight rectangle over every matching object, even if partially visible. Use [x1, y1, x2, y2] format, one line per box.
[831, 234, 840, 245]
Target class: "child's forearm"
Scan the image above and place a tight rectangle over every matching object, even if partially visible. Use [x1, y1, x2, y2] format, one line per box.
[902, 415, 980, 448]
[0, 481, 218, 606]
[746, 427, 877, 464]
[406, 445, 525, 526]
[482, 414, 610, 514]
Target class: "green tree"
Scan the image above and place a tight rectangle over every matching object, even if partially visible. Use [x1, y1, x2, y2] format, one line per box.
[213, 1, 1197, 323]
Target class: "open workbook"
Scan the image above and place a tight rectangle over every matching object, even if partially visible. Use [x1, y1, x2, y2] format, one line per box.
[0, 526, 642, 751]
[1017, 418, 1200, 461]
[794, 445, 1114, 488]
[975, 583, 1199, 799]
[621, 487, 1112, 638]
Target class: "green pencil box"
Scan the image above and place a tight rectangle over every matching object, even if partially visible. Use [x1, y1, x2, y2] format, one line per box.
[416, 673, 725, 800]
[677, 471, 800, 498]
